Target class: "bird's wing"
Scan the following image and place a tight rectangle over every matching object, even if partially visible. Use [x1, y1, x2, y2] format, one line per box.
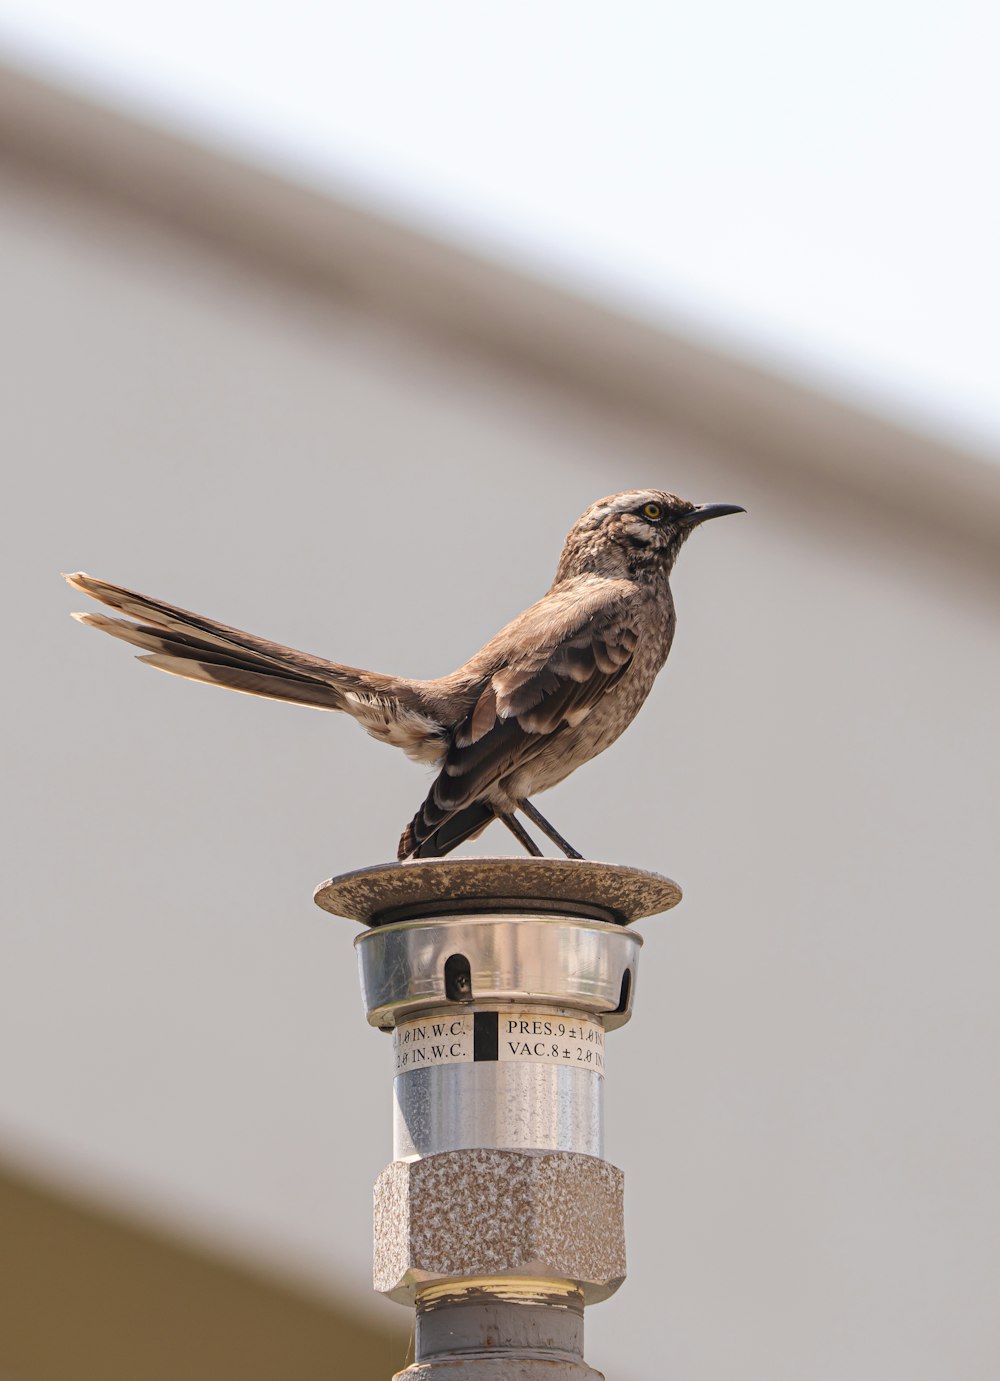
[484, 597, 639, 736]
[400, 586, 639, 855]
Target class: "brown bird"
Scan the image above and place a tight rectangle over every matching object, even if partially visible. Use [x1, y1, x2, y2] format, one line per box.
[65, 489, 743, 859]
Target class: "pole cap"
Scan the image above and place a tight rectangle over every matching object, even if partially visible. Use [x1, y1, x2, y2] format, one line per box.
[314, 857, 682, 928]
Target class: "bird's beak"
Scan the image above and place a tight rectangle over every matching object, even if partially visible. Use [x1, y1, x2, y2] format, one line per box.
[681, 503, 747, 527]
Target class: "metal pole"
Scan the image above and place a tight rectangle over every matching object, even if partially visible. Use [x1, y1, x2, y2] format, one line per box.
[315, 857, 682, 1381]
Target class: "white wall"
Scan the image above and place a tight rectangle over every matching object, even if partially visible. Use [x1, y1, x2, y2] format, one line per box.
[2, 156, 998, 1381]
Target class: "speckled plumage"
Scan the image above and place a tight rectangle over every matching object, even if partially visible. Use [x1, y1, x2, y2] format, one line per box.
[65, 489, 743, 859]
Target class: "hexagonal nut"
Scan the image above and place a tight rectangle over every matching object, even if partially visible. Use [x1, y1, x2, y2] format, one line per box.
[373, 1148, 625, 1304]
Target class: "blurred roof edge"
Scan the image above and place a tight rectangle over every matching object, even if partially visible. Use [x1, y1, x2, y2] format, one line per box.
[2, 61, 998, 559]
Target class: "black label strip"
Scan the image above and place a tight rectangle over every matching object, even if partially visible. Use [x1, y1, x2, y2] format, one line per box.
[473, 1012, 499, 1062]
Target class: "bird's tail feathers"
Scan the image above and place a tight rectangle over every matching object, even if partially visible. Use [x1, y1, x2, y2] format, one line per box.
[65, 572, 403, 714]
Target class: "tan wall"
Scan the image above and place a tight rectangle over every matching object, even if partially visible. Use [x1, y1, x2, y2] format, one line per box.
[1, 71, 998, 1381]
[0, 1159, 408, 1380]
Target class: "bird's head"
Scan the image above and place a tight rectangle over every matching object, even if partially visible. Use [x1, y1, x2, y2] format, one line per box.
[554, 490, 745, 582]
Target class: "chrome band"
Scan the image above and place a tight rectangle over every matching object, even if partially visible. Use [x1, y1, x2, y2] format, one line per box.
[394, 1059, 603, 1160]
[355, 912, 642, 1030]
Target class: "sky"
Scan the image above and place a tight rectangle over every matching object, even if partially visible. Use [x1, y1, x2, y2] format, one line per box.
[1, 0, 997, 456]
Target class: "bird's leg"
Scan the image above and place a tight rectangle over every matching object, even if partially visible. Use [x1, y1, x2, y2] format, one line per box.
[497, 811, 544, 857]
[519, 799, 585, 860]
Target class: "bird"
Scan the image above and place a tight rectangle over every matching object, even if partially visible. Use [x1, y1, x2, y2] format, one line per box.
[65, 489, 744, 860]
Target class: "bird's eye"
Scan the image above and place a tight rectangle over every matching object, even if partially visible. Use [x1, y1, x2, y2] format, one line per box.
[642, 502, 663, 521]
